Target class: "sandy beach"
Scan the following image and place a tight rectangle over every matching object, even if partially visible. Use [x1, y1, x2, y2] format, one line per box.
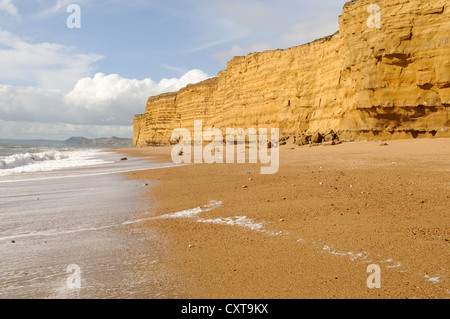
[118, 138, 449, 299]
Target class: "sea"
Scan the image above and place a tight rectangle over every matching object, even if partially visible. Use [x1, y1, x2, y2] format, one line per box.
[0, 143, 180, 298]
[0, 144, 109, 177]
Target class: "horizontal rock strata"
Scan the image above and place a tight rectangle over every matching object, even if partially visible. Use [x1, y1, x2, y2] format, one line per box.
[134, 0, 450, 146]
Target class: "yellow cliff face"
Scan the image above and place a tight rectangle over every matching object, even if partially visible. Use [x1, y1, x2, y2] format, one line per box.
[134, 0, 450, 147]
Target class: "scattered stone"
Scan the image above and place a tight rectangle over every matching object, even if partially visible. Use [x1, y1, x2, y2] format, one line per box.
[323, 131, 338, 142]
[319, 182, 324, 185]
[311, 133, 323, 144]
[249, 178, 253, 181]
[279, 219, 285, 222]
[142, 183, 149, 187]
[11, 240, 15, 244]
[295, 135, 311, 146]
[420, 200, 425, 204]
[242, 185, 248, 189]
[188, 245, 194, 248]
[120, 157, 128, 161]
[279, 136, 288, 145]
[380, 143, 389, 146]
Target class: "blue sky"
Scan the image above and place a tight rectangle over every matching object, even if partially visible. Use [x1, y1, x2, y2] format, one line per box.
[0, 0, 348, 140]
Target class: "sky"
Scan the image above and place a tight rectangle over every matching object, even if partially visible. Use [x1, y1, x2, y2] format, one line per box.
[0, 0, 348, 140]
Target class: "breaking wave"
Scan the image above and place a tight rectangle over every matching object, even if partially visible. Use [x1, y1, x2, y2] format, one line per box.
[0, 151, 69, 170]
[0, 149, 108, 176]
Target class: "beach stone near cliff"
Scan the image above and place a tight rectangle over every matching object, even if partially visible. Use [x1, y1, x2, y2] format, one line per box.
[323, 131, 338, 142]
[279, 136, 288, 146]
[295, 135, 310, 146]
[311, 133, 323, 144]
[279, 136, 287, 143]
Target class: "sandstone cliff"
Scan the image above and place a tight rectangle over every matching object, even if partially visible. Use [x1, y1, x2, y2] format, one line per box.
[134, 0, 450, 146]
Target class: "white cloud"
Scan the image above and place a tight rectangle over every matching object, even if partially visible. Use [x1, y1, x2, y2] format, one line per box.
[64, 69, 209, 123]
[182, 34, 247, 54]
[213, 42, 273, 66]
[0, 29, 103, 92]
[32, 0, 87, 20]
[0, 85, 65, 123]
[161, 64, 188, 74]
[0, 0, 21, 27]
[204, 1, 343, 66]
[0, 119, 133, 140]
[280, 8, 340, 48]
[215, 0, 283, 31]
[0, 0, 18, 15]
[0, 69, 210, 139]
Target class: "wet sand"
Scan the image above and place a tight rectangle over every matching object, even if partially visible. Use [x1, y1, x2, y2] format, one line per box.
[120, 138, 450, 299]
[0, 152, 180, 299]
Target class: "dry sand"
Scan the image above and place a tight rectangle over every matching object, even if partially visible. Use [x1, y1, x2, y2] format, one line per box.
[116, 138, 449, 299]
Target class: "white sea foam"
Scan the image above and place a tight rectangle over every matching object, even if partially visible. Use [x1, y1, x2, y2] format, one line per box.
[0, 151, 68, 169]
[158, 200, 223, 219]
[156, 201, 272, 233]
[424, 275, 441, 284]
[0, 149, 109, 176]
[159, 207, 203, 219]
[197, 216, 265, 231]
[322, 244, 369, 262]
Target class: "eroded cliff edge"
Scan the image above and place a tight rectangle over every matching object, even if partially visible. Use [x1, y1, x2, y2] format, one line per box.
[134, 0, 450, 146]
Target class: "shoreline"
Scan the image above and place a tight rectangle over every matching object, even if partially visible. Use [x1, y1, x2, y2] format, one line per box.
[0, 151, 179, 299]
[120, 138, 450, 299]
